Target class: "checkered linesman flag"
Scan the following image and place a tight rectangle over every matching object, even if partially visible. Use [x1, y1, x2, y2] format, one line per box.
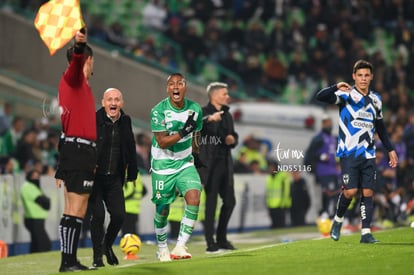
[34, 0, 84, 55]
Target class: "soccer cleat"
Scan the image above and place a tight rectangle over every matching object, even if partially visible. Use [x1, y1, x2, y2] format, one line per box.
[59, 261, 97, 272]
[104, 246, 119, 265]
[206, 243, 221, 254]
[92, 257, 105, 267]
[360, 233, 379, 243]
[170, 245, 192, 260]
[157, 247, 172, 262]
[218, 241, 236, 250]
[330, 220, 342, 241]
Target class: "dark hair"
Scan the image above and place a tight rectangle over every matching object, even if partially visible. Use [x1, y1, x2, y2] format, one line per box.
[22, 128, 37, 138]
[353, 59, 373, 74]
[26, 169, 39, 182]
[167, 73, 185, 82]
[0, 156, 11, 174]
[11, 115, 24, 126]
[66, 44, 93, 62]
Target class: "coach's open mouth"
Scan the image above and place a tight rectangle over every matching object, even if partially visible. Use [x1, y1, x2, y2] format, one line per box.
[108, 106, 117, 115]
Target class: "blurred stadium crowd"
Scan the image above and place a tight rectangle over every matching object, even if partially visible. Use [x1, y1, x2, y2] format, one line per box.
[82, 1, 414, 103]
[2, 0, 414, 228]
[8, 1, 414, 99]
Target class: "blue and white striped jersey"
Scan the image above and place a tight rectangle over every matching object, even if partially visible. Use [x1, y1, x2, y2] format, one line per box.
[334, 88, 383, 159]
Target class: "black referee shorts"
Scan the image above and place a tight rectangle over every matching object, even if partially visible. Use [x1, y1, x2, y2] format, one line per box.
[55, 141, 97, 194]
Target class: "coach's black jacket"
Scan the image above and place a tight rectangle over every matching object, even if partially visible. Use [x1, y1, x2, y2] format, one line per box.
[95, 107, 138, 183]
[197, 102, 238, 186]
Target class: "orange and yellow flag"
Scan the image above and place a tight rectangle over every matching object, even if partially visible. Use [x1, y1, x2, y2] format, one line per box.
[34, 0, 84, 55]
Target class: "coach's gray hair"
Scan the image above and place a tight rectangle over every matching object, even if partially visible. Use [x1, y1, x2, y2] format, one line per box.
[206, 82, 228, 94]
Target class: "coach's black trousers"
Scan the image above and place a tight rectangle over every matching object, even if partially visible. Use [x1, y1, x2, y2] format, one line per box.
[121, 213, 139, 236]
[89, 174, 125, 257]
[203, 156, 236, 246]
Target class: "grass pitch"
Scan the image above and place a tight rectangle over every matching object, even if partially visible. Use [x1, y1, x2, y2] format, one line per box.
[1, 226, 413, 275]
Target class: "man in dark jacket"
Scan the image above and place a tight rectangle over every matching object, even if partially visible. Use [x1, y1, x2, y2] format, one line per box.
[197, 82, 238, 253]
[90, 88, 138, 267]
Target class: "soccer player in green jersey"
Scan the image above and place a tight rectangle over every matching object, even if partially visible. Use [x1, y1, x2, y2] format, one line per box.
[150, 73, 203, 261]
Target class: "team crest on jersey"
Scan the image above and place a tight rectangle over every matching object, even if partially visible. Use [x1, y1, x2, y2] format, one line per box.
[351, 90, 362, 102]
[351, 94, 359, 101]
[155, 191, 162, 200]
[342, 174, 350, 185]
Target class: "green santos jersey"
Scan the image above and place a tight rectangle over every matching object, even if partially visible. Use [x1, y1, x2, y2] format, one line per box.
[150, 97, 203, 175]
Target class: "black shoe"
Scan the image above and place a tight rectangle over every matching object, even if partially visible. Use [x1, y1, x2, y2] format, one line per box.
[206, 243, 221, 254]
[330, 220, 342, 241]
[93, 257, 105, 267]
[59, 261, 97, 272]
[218, 241, 236, 250]
[104, 246, 119, 266]
[360, 233, 379, 244]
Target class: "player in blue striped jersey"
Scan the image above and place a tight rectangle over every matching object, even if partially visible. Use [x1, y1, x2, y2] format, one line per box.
[316, 60, 398, 243]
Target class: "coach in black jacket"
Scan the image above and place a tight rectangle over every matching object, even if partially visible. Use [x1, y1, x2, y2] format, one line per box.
[89, 88, 138, 267]
[197, 82, 238, 253]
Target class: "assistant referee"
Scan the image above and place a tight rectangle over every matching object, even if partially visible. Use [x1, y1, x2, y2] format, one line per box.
[55, 29, 97, 272]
